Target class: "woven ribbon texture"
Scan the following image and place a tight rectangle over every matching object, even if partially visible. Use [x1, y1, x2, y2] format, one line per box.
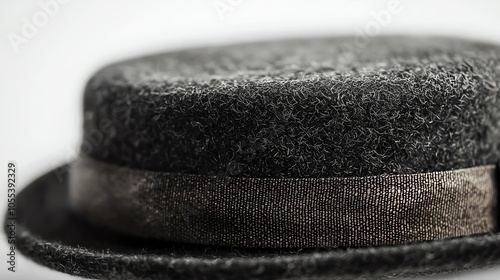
[69, 158, 497, 248]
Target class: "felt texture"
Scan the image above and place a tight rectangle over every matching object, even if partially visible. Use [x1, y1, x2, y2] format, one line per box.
[9, 36, 500, 279]
[82, 36, 500, 178]
[10, 167, 500, 280]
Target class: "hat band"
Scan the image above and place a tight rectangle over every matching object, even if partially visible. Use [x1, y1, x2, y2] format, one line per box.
[69, 157, 498, 248]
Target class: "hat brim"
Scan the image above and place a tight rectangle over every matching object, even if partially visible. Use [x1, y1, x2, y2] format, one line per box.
[8, 166, 500, 279]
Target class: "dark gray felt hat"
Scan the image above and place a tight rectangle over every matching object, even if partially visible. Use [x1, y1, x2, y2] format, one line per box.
[7, 36, 500, 279]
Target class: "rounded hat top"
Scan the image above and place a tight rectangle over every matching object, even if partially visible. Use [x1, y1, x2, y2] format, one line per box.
[82, 36, 500, 178]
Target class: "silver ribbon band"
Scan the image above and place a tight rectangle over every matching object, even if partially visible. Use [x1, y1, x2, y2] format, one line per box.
[69, 157, 498, 248]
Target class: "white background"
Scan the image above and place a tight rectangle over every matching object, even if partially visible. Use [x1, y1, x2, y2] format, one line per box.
[1, 0, 500, 279]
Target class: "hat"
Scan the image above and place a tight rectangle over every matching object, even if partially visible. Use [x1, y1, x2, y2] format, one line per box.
[7, 36, 500, 279]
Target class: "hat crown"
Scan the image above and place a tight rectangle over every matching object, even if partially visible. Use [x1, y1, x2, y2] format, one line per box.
[82, 37, 500, 178]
